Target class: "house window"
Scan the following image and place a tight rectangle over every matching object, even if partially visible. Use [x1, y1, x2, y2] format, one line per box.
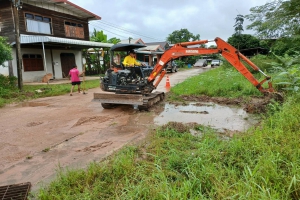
[64, 21, 84, 39]
[25, 13, 52, 34]
[23, 54, 44, 71]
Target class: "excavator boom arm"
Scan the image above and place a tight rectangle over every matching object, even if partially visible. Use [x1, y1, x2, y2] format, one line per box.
[147, 37, 274, 93]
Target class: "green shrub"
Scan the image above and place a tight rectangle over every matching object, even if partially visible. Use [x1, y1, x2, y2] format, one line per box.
[267, 52, 300, 93]
[0, 75, 18, 103]
[0, 74, 17, 89]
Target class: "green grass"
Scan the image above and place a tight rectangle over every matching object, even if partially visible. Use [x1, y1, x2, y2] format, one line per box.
[35, 93, 300, 199]
[169, 65, 264, 101]
[0, 79, 100, 107]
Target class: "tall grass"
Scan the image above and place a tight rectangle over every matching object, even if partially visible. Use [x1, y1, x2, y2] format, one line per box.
[169, 65, 263, 100]
[36, 93, 300, 199]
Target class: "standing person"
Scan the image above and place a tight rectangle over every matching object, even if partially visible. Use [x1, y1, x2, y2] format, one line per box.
[122, 49, 144, 80]
[68, 65, 84, 96]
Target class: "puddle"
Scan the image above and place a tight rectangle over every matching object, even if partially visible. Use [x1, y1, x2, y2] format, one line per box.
[154, 102, 259, 132]
[18, 102, 49, 107]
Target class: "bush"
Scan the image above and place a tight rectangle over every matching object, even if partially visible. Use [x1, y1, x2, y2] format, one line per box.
[250, 54, 274, 72]
[0, 75, 17, 107]
[0, 74, 17, 89]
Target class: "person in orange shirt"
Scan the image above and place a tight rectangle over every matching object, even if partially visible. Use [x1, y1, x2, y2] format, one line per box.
[122, 49, 144, 80]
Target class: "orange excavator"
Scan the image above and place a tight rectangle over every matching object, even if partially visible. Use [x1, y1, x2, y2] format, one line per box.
[94, 37, 275, 110]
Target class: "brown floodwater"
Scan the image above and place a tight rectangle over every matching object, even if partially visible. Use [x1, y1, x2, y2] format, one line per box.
[154, 102, 259, 132]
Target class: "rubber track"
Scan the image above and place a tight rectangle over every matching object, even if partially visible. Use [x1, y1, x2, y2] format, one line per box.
[138, 91, 165, 110]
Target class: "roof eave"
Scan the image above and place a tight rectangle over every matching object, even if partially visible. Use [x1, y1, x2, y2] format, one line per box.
[52, 0, 101, 20]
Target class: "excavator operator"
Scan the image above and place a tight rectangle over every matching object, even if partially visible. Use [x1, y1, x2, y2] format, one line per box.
[122, 49, 144, 81]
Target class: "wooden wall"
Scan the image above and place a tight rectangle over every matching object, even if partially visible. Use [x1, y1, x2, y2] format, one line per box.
[0, 0, 15, 43]
[0, 0, 90, 43]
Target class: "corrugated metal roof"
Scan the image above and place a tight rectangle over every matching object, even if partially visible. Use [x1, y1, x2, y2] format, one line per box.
[135, 50, 164, 55]
[17, 35, 113, 48]
[138, 45, 164, 51]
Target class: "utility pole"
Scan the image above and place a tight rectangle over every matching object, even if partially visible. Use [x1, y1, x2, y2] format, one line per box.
[12, 0, 23, 91]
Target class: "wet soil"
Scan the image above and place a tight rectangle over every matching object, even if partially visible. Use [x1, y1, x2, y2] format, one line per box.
[179, 94, 274, 114]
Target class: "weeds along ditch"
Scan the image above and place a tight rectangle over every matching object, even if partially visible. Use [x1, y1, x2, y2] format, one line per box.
[35, 60, 300, 199]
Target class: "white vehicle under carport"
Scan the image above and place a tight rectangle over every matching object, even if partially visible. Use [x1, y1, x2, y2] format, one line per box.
[211, 59, 221, 67]
[194, 59, 208, 67]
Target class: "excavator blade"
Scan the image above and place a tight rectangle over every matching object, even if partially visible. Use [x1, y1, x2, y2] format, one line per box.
[93, 91, 165, 110]
[94, 92, 144, 105]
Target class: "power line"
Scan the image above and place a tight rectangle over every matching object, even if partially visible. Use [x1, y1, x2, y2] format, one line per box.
[90, 20, 165, 42]
[89, 23, 129, 38]
[96, 20, 165, 41]
[91, 21, 162, 41]
[92, 20, 164, 41]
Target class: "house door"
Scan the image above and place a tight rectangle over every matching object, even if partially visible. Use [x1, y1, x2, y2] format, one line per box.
[60, 53, 76, 78]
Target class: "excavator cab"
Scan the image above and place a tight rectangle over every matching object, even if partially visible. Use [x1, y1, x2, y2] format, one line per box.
[101, 43, 153, 94]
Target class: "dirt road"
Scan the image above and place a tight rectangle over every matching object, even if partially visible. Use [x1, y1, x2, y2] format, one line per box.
[0, 67, 210, 191]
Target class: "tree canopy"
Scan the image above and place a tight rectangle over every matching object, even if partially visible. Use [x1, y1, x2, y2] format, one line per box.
[234, 14, 244, 35]
[107, 37, 121, 44]
[245, 0, 300, 38]
[90, 29, 107, 42]
[227, 34, 261, 50]
[166, 28, 200, 44]
[0, 36, 12, 66]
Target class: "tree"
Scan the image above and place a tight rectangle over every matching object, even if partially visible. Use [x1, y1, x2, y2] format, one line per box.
[166, 28, 200, 44]
[227, 34, 261, 50]
[90, 29, 107, 42]
[85, 30, 122, 74]
[233, 14, 245, 50]
[88, 29, 110, 74]
[245, 0, 300, 38]
[0, 36, 12, 66]
[270, 37, 300, 56]
[234, 14, 244, 36]
[166, 29, 201, 66]
[107, 37, 121, 44]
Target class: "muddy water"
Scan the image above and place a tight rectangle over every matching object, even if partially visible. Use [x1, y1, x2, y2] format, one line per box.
[154, 102, 259, 132]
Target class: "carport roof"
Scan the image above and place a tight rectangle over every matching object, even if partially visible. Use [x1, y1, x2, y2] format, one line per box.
[11, 34, 113, 48]
[135, 50, 164, 55]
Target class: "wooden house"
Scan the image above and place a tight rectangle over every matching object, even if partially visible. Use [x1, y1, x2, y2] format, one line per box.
[0, 0, 112, 82]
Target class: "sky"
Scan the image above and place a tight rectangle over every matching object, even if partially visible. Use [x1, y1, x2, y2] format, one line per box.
[70, 0, 269, 44]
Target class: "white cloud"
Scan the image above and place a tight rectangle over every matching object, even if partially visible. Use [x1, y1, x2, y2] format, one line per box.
[70, 0, 269, 42]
